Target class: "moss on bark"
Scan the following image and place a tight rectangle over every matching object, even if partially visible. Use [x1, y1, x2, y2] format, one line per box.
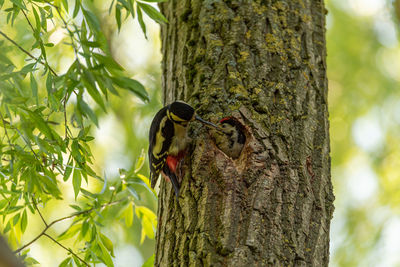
[156, 1, 334, 266]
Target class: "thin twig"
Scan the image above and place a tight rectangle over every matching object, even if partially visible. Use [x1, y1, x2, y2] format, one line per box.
[46, 1, 80, 60]
[21, 8, 59, 77]
[0, 30, 58, 76]
[24, 3, 71, 139]
[21, 9, 35, 33]
[14, 200, 122, 254]
[44, 1, 79, 139]
[43, 233, 90, 267]
[31, 198, 48, 227]
[12, 124, 40, 162]
[0, 30, 38, 63]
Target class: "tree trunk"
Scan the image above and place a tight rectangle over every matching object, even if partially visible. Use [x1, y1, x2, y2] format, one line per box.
[156, 1, 334, 266]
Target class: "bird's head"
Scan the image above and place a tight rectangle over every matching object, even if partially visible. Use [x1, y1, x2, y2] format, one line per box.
[167, 101, 195, 126]
[167, 101, 220, 129]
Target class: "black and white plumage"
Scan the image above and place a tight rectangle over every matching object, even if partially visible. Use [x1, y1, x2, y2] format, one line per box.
[148, 101, 219, 197]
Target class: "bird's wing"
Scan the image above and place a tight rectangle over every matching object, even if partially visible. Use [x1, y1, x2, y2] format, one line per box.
[148, 106, 174, 188]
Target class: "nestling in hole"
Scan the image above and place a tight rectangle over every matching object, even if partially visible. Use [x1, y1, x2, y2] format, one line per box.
[212, 117, 246, 159]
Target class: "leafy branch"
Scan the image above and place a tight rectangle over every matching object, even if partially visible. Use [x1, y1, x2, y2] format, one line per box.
[0, 30, 57, 76]
[0, 0, 162, 265]
[14, 199, 122, 255]
[43, 233, 89, 267]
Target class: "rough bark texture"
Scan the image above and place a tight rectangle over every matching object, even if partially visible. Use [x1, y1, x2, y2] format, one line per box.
[156, 1, 334, 266]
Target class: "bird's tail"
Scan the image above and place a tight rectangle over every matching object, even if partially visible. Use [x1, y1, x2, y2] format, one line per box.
[163, 167, 180, 199]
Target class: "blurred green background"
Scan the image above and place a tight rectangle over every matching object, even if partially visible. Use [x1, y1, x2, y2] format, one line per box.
[328, 0, 400, 266]
[1, 0, 400, 266]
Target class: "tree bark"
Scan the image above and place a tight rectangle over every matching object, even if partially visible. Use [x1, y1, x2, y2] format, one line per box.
[156, 1, 334, 266]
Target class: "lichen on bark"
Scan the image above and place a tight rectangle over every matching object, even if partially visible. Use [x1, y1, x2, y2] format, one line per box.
[156, 1, 334, 266]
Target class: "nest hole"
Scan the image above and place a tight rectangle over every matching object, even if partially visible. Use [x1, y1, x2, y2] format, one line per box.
[212, 117, 246, 159]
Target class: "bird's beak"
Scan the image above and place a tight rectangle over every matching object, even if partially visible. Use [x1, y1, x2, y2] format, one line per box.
[195, 115, 223, 132]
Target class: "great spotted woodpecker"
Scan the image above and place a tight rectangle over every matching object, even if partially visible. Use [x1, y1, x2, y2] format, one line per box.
[148, 101, 220, 197]
[213, 117, 246, 159]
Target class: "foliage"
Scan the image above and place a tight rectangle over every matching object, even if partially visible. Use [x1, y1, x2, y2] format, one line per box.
[328, 0, 400, 266]
[0, 0, 165, 265]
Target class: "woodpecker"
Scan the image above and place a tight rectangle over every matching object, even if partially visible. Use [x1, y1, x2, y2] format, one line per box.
[213, 117, 246, 159]
[148, 101, 220, 197]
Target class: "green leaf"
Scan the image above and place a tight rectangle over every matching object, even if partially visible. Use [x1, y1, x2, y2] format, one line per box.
[64, 161, 73, 181]
[129, 176, 156, 197]
[136, 206, 156, 240]
[111, 77, 149, 102]
[32, 6, 41, 33]
[82, 71, 106, 111]
[4, 220, 11, 233]
[24, 109, 54, 140]
[35, 136, 49, 154]
[82, 8, 101, 33]
[124, 202, 134, 227]
[127, 186, 139, 200]
[72, 256, 82, 266]
[93, 53, 123, 71]
[108, 0, 115, 15]
[20, 209, 27, 233]
[38, 173, 62, 199]
[98, 241, 114, 267]
[142, 215, 154, 239]
[99, 172, 107, 194]
[139, 226, 146, 244]
[62, 0, 68, 12]
[128, 178, 148, 189]
[46, 73, 53, 94]
[137, 206, 156, 219]
[81, 219, 89, 238]
[137, 2, 167, 24]
[137, 174, 152, 190]
[13, 213, 20, 225]
[73, 168, 81, 199]
[71, 140, 83, 163]
[30, 73, 38, 105]
[1, 205, 23, 215]
[134, 149, 146, 173]
[0, 199, 8, 210]
[58, 224, 81, 241]
[136, 4, 147, 39]
[20, 63, 37, 75]
[100, 233, 114, 257]
[78, 97, 98, 127]
[10, 0, 27, 10]
[73, 0, 80, 18]
[80, 188, 96, 199]
[142, 254, 155, 267]
[59, 257, 72, 267]
[101, 76, 119, 96]
[24, 257, 40, 265]
[39, 7, 47, 31]
[115, 4, 122, 31]
[69, 204, 81, 211]
[128, 0, 135, 19]
[81, 40, 101, 48]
